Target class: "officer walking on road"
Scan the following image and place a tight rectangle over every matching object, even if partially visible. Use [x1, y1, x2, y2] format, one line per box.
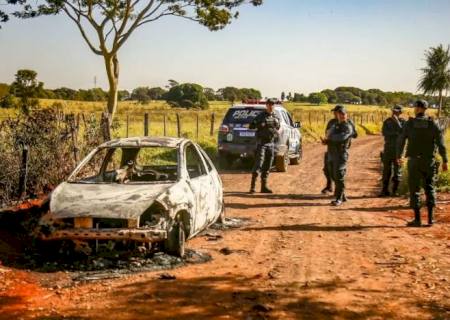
[397, 100, 448, 227]
[380, 105, 406, 197]
[321, 105, 357, 194]
[249, 99, 281, 194]
[322, 105, 355, 206]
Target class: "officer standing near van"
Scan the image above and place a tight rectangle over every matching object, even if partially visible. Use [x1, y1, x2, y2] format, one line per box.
[322, 105, 355, 206]
[322, 105, 357, 194]
[397, 100, 448, 227]
[249, 99, 280, 193]
[380, 105, 406, 197]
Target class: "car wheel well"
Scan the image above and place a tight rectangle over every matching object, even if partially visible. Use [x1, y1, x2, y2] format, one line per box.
[175, 210, 191, 239]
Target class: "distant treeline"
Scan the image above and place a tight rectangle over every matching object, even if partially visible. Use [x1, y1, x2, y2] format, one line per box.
[289, 86, 447, 108]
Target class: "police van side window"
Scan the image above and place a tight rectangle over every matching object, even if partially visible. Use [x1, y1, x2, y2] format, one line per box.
[285, 112, 295, 127]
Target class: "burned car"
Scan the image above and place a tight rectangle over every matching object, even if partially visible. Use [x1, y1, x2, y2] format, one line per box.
[39, 137, 224, 257]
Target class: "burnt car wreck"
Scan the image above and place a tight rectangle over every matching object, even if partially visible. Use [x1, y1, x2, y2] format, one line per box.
[38, 137, 224, 257]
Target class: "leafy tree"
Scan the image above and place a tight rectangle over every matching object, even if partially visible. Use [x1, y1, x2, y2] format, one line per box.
[419, 44, 450, 117]
[118, 90, 130, 101]
[131, 87, 151, 104]
[0, 94, 16, 108]
[308, 92, 328, 105]
[0, 83, 10, 99]
[4, 0, 262, 130]
[203, 87, 218, 101]
[10, 69, 40, 112]
[167, 79, 180, 89]
[321, 89, 337, 103]
[148, 87, 167, 100]
[287, 92, 292, 101]
[53, 87, 77, 100]
[240, 88, 262, 100]
[165, 83, 209, 110]
[293, 93, 307, 102]
[281, 91, 285, 101]
[218, 86, 242, 102]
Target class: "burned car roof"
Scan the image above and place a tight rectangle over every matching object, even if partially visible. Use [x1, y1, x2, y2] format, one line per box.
[99, 136, 188, 148]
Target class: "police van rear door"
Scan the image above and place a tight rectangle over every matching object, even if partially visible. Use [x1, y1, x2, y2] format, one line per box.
[221, 107, 263, 144]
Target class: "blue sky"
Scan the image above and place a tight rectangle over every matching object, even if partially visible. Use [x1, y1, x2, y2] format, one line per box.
[1, 0, 450, 97]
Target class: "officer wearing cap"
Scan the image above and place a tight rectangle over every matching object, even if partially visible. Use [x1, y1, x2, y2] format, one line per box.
[379, 105, 406, 197]
[397, 100, 448, 227]
[249, 99, 281, 193]
[322, 105, 355, 206]
[321, 105, 358, 195]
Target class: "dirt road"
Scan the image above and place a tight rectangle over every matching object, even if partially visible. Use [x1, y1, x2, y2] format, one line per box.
[1, 135, 449, 319]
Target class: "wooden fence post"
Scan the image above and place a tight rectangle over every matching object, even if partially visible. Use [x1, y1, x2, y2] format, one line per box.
[163, 114, 167, 136]
[176, 114, 181, 137]
[18, 144, 29, 199]
[69, 114, 79, 164]
[308, 112, 311, 125]
[126, 114, 129, 138]
[144, 113, 149, 136]
[210, 112, 215, 136]
[196, 113, 199, 140]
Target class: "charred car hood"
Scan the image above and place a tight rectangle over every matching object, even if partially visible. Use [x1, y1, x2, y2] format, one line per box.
[50, 182, 173, 219]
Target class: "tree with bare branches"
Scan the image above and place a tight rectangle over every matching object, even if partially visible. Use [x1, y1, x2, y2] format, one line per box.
[2, 0, 262, 129]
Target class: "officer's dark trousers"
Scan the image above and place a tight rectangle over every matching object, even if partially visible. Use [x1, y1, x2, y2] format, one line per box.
[252, 143, 274, 180]
[330, 154, 347, 201]
[407, 157, 437, 209]
[382, 150, 401, 190]
[323, 152, 333, 187]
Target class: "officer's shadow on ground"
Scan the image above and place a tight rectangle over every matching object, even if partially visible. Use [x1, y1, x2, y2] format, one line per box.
[332, 205, 407, 213]
[243, 223, 406, 233]
[225, 192, 373, 201]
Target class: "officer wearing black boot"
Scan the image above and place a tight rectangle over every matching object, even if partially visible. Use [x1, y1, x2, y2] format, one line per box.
[249, 99, 280, 193]
[397, 100, 448, 227]
[322, 106, 355, 206]
[322, 106, 357, 196]
[380, 105, 406, 197]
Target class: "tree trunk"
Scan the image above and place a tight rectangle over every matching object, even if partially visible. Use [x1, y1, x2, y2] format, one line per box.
[104, 54, 120, 138]
[438, 90, 443, 118]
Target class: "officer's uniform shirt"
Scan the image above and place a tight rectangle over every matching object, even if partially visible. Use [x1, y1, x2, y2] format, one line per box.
[250, 111, 281, 144]
[397, 114, 448, 163]
[382, 116, 405, 154]
[327, 121, 355, 158]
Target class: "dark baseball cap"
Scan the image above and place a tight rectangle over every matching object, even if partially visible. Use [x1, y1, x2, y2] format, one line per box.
[392, 105, 403, 113]
[414, 100, 428, 109]
[331, 105, 347, 114]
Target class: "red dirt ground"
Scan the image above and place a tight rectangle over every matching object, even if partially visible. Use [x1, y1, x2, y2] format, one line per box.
[1, 135, 449, 319]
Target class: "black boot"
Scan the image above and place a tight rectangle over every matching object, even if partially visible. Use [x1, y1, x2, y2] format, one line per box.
[261, 178, 273, 194]
[249, 173, 257, 193]
[392, 181, 400, 197]
[407, 208, 421, 227]
[427, 206, 435, 226]
[321, 184, 333, 194]
[379, 183, 390, 197]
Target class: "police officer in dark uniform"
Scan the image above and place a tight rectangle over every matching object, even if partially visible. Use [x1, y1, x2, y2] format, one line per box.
[321, 105, 357, 194]
[397, 100, 448, 227]
[380, 105, 406, 197]
[322, 106, 355, 206]
[249, 99, 281, 193]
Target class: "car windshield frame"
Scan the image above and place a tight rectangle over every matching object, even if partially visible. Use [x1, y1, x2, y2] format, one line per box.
[67, 145, 181, 185]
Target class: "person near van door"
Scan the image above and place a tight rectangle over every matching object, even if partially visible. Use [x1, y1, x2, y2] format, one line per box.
[249, 99, 280, 193]
[322, 105, 357, 196]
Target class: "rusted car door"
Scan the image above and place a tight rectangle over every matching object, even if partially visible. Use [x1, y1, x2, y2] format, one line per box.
[184, 144, 211, 232]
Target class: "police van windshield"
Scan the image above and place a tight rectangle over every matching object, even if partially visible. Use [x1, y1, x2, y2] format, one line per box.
[224, 108, 264, 124]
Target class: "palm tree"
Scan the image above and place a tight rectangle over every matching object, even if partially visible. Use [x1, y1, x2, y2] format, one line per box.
[418, 44, 450, 117]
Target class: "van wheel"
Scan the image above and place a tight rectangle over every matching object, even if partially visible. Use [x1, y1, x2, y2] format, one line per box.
[165, 221, 186, 258]
[275, 151, 288, 172]
[290, 155, 300, 165]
